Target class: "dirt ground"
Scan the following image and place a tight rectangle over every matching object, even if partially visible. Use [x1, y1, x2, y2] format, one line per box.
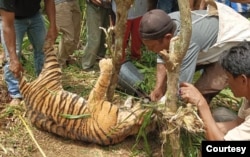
[0, 60, 161, 157]
[0, 104, 160, 157]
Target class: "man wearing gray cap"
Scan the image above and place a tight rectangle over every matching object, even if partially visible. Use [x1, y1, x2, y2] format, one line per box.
[139, 2, 250, 103]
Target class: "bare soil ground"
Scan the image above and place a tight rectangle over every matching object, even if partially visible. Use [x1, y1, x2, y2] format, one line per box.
[0, 58, 161, 157]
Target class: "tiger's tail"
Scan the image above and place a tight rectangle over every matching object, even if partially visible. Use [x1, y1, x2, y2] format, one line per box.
[19, 43, 63, 99]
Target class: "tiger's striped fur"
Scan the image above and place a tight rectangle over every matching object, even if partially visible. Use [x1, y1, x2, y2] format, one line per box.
[19, 47, 153, 145]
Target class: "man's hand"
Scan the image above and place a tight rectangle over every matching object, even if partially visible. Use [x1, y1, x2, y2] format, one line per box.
[150, 87, 165, 102]
[9, 59, 24, 78]
[179, 82, 206, 106]
[44, 0, 58, 44]
[46, 26, 58, 44]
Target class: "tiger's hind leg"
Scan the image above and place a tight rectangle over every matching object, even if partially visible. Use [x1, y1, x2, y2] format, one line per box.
[27, 110, 69, 138]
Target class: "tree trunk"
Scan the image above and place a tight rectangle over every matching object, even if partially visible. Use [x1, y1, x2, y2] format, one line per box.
[104, 0, 192, 156]
[160, 0, 192, 156]
[106, 0, 134, 101]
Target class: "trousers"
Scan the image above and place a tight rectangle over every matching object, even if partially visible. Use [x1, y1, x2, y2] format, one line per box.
[55, 0, 81, 66]
[122, 16, 142, 62]
[81, 2, 113, 70]
[2, 12, 46, 99]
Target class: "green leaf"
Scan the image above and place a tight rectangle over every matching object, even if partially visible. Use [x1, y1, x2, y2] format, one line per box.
[60, 113, 91, 119]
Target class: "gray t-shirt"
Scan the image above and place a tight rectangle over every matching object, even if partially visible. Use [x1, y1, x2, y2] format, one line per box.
[157, 10, 219, 83]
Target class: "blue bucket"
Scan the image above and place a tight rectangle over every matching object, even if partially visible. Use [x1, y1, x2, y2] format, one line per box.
[118, 61, 144, 96]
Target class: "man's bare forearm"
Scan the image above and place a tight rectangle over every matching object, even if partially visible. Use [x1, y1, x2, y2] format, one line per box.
[1, 10, 17, 61]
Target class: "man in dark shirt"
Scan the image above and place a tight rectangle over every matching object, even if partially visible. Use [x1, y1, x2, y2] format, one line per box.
[0, 0, 58, 105]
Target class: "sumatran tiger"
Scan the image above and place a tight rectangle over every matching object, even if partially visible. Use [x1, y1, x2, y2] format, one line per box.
[18, 45, 154, 145]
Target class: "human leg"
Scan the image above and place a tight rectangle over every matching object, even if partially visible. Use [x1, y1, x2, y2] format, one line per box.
[56, 1, 81, 66]
[121, 19, 131, 62]
[130, 16, 142, 60]
[194, 62, 228, 103]
[72, 0, 81, 50]
[26, 12, 46, 75]
[156, 0, 175, 13]
[2, 18, 27, 99]
[81, 3, 104, 69]
[81, 3, 111, 70]
[212, 107, 237, 122]
[97, 8, 111, 59]
[3, 64, 23, 99]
